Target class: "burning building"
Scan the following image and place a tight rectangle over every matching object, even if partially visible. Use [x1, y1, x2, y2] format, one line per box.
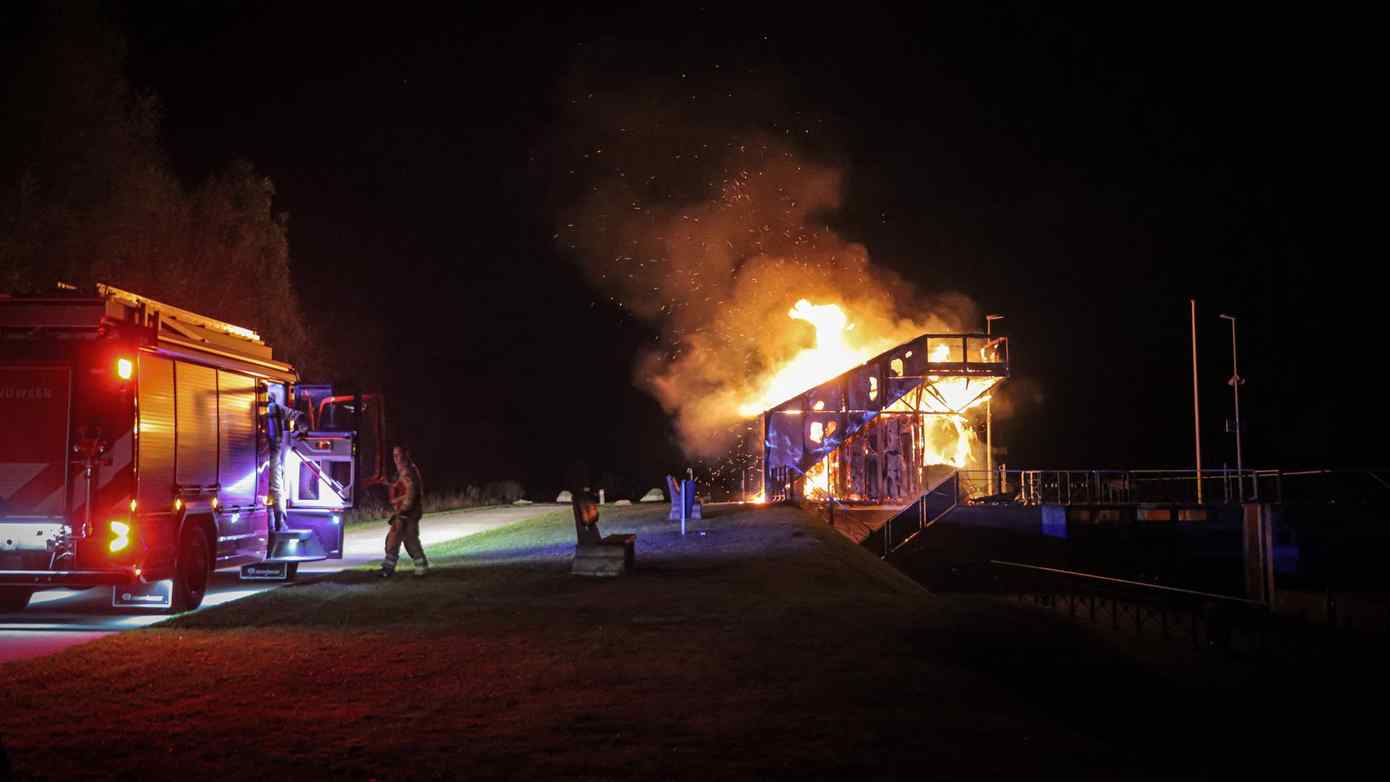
[747, 325, 1008, 505]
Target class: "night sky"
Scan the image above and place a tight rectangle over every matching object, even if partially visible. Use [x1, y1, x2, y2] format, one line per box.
[10, 4, 1382, 496]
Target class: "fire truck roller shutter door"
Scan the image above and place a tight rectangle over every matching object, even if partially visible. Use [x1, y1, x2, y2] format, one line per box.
[175, 362, 218, 490]
[217, 371, 257, 507]
[137, 355, 176, 513]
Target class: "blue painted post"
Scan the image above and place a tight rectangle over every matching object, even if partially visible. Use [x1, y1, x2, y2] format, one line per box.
[678, 480, 695, 536]
[680, 479, 691, 535]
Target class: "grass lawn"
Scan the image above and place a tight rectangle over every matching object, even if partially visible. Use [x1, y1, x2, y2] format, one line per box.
[0, 504, 1376, 780]
[343, 501, 510, 530]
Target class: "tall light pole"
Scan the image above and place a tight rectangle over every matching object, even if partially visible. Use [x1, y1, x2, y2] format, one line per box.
[1190, 300, 1203, 503]
[986, 314, 1004, 494]
[1219, 313, 1244, 488]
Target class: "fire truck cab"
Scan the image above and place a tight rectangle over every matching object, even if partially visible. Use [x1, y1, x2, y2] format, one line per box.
[0, 284, 385, 612]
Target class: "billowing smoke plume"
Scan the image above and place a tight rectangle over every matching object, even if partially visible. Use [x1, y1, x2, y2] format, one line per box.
[561, 133, 977, 458]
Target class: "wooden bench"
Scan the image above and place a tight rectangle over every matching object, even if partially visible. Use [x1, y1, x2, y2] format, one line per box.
[570, 492, 636, 577]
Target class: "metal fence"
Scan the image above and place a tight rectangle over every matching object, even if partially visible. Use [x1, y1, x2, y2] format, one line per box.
[987, 559, 1390, 655]
[989, 560, 1272, 652]
[956, 468, 1390, 506]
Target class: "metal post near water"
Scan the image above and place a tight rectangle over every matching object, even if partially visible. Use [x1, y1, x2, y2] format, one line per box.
[1219, 313, 1244, 498]
[986, 314, 1004, 495]
[1190, 299, 1204, 503]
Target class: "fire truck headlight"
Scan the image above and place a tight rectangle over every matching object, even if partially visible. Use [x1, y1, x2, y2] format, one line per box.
[116, 357, 134, 381]
[109, 521, 131, 553]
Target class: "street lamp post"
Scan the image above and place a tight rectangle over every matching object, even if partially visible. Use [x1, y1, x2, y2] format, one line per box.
[1191, 299, 1203, 503]
[986, 314, 1004, 495]
[1219, 313, 1244, 495]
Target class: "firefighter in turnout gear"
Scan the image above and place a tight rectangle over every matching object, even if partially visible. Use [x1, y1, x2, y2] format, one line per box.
[380, 445, 428, 577]
[264, 385, 301, 533]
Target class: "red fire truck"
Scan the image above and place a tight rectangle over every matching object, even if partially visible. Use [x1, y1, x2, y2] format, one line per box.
[0, 284, 384, 612]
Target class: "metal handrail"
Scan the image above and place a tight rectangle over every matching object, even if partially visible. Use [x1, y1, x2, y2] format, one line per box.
[989, 560, 1263, 606]
[952, 467, 1390, 506]
[882, 472, 960, 557]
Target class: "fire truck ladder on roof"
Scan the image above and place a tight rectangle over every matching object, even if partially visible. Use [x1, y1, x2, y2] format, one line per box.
[96, 283, 266, 345]
[94, 282, 296, 379]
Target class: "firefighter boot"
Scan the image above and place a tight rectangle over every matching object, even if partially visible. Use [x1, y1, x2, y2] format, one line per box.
[378, 556, 398, 578]
[413, 558, 429, 578]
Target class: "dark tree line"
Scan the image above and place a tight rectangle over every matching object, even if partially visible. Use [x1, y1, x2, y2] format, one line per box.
[0, 4, 323, 376]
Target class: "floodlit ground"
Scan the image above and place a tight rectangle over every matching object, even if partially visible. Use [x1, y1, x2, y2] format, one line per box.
[0, 504, 1379, 780]
[0, 505, 550, 664]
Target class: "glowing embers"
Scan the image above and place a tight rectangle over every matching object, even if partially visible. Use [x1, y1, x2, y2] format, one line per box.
[913, 413, 977, 469]
[887, 374, 1000, 417]
[803, 458, 831, 500]
[796, 410, 980, 503]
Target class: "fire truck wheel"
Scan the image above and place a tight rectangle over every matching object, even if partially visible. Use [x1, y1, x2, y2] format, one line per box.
[0, 588, 33, 612]
[170, 525, 211, 612]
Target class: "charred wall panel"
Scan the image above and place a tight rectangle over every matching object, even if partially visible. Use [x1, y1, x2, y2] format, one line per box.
[217, 370, 257, 506]
[848, 362, 883, 411]
[137, 355, 176, 510]
[765, 410, 805, 472]
[175, 362, 219, 489]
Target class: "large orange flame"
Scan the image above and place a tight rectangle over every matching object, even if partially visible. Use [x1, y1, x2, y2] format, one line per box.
[736, 299, 872, 417]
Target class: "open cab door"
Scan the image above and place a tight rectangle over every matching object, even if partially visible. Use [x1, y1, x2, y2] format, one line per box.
[245, 387, 386, 580]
